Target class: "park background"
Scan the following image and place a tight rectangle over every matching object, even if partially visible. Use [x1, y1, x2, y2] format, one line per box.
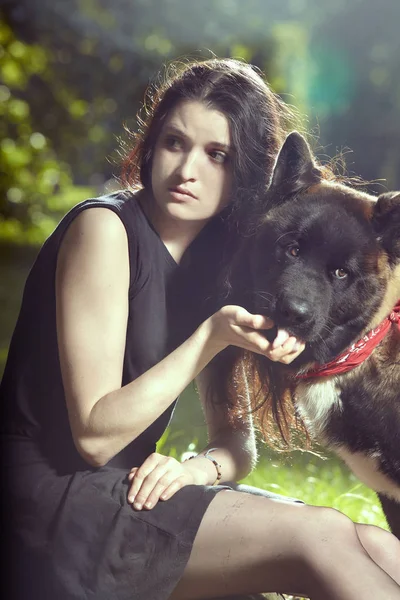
[1, 0, 400, 533]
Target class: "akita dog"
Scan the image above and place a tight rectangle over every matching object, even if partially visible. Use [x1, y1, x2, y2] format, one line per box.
[230, 131, 400, 537]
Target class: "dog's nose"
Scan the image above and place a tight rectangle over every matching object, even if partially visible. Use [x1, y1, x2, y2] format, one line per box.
[277, 296, 313, 326]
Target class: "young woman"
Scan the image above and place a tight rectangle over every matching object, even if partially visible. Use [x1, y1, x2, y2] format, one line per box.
[1, 58, 399, 600]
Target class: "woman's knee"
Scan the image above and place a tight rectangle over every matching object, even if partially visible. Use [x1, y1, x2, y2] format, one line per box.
[356, 523, 400, 572]
[298, 505, 362, 559]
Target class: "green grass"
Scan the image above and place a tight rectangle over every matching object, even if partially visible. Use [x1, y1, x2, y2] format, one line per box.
[242, 451, 387, 529]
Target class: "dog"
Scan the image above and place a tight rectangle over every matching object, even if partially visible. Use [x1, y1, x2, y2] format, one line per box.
[230, 131, 400, 538]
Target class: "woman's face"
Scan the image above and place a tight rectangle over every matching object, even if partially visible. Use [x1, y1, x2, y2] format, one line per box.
[150, 100, 233, 227]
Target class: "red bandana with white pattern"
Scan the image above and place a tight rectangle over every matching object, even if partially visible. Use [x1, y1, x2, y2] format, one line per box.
[296, 300, 400, 380]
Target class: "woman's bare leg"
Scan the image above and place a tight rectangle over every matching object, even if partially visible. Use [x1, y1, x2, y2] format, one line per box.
[234, 482, 400, 586]
[170, 490, 400, 600]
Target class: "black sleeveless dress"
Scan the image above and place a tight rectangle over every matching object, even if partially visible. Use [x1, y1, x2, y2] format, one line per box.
[0, 190, 227, 600]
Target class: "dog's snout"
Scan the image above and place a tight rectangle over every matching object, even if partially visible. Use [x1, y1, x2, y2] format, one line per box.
[277, 295, 313, 326]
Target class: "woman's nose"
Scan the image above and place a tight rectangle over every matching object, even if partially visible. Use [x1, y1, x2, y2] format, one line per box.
[177, 151, 198, 181]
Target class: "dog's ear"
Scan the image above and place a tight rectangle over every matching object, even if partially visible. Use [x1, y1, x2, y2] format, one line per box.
[268, 131, 322, 199]
[372, 191, 400, 261]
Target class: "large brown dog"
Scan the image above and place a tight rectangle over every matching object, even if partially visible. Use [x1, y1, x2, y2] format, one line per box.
[230, 132, 400, 538]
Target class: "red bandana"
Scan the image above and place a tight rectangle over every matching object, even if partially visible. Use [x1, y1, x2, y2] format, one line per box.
[296, 300, 400, 380]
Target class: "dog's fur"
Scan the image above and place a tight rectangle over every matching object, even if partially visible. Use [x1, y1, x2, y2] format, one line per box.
[231, 132, 400, 538]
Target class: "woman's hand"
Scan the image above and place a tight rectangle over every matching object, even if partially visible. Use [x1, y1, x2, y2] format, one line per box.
[127, 452, 208, 511]
[206, 305, 305, 364]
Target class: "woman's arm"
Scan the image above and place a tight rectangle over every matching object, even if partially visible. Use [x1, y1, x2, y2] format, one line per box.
[125, 334, 306, 510]
[56, 208, 277, 468]
[191, 365, 258, 484]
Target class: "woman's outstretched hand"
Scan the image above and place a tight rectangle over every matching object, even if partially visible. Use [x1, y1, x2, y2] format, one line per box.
[127, 452, 209, 511]
[207, 305, 305, 364]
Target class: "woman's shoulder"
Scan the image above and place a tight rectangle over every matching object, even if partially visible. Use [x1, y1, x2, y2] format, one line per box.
[26, 189, 145, 296]
[52, 188, 146, 249]
[65, 187, 142, 223]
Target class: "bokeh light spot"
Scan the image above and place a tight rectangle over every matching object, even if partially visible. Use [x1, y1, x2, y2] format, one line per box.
[0, 85, 11, 102]
[30, 132, 47, 150]
[7, 187, 24, 203]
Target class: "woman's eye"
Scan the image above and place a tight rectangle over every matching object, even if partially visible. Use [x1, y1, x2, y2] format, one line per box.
[209, 150, 228, 164]
[164, 136, 182, 150]
[333, 268, 348, 279]
[286, 245, 300, 257]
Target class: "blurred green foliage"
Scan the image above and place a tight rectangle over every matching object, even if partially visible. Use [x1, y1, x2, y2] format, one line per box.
[0, 20, 75, 243]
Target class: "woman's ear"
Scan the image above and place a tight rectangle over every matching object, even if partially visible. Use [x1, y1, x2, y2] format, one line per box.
[372, 191, 400, 261]
[268, 131, 322, 199]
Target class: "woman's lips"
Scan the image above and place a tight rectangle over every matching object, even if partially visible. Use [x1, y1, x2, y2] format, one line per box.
[168, 187, 196, 201]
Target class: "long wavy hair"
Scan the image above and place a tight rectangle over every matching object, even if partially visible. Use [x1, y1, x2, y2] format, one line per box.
[120, 57, 305, 446]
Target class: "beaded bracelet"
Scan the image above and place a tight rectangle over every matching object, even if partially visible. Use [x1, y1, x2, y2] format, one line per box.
[186, 447, 222, 486]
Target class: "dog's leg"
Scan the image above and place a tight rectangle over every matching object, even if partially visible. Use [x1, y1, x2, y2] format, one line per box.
[378, 493, 400, 540]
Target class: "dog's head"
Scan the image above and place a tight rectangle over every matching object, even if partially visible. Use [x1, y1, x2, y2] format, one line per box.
[239, 132, 400, 365]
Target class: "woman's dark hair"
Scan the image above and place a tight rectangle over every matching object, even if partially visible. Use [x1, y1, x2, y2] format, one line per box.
[121, 57, 297, 229]
[121, 57, 304, 448]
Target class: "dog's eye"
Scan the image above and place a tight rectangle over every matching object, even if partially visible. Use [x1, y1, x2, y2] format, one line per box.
[333, 268, 348, 279]
[287, 245, 300, 257]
